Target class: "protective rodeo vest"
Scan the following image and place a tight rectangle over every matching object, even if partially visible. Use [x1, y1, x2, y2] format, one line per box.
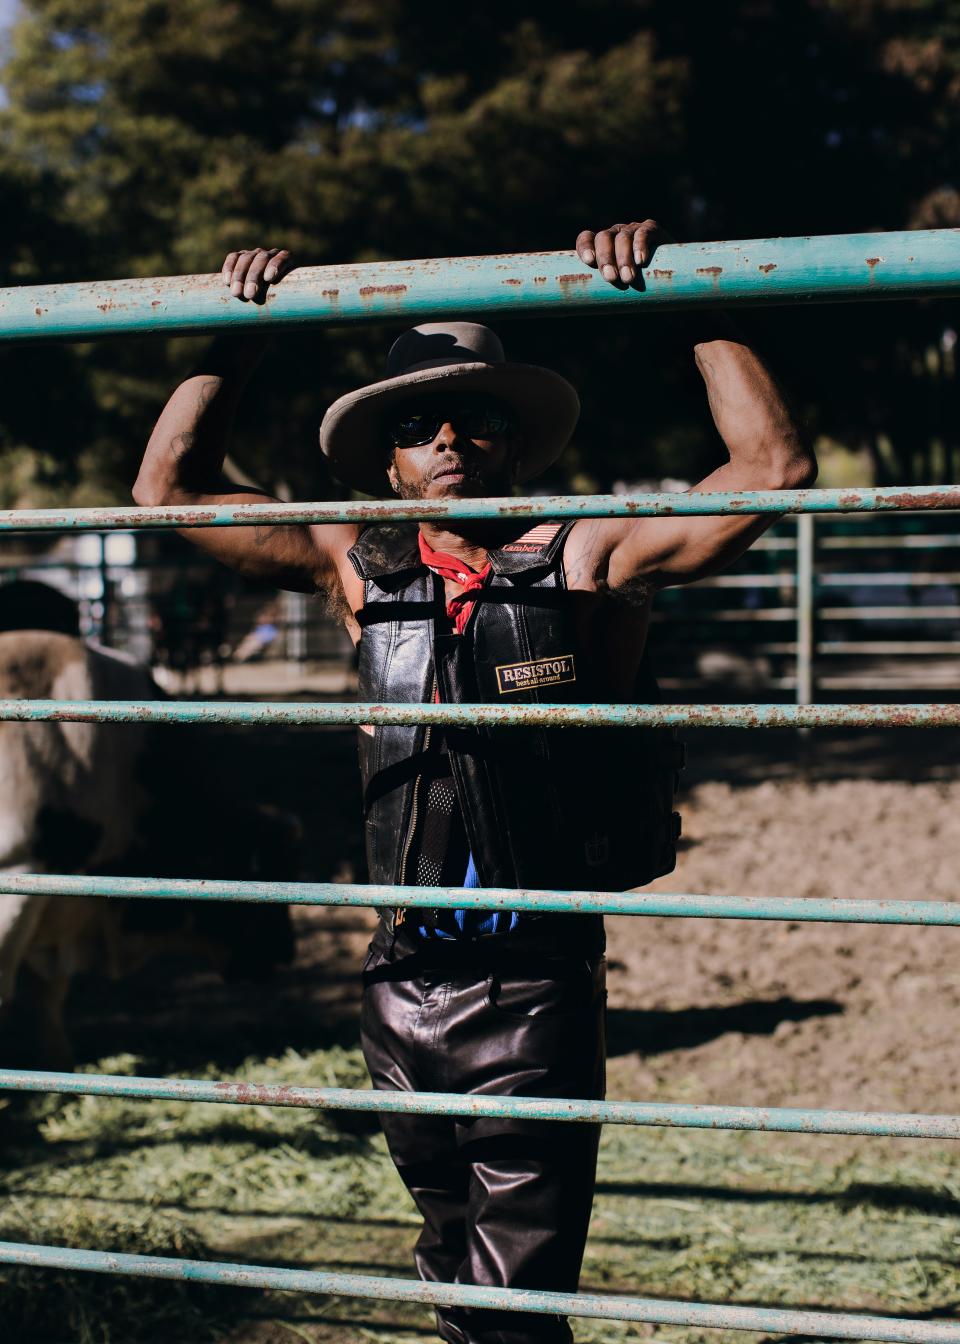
[348, 521, 682, 894]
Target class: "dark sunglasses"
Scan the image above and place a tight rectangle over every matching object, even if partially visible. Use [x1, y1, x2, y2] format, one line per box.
[387, 402, 512, 449]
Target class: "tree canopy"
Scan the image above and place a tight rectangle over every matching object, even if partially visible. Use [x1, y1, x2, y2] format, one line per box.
[1, 0, 958, 505]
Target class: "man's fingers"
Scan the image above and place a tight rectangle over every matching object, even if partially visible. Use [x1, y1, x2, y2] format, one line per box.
[222, 248, 293, 299]
[575, 230, 598, 267]
[263, 248, 292, 283]
[593, 229, 619, 283]
[615, 228, 636, 283]
[575, 218, 673, 283]
[243, 250, 274, 299]
[633, 219, 669, 267]
[226, 252, 254, 291]
[229, 250, 257, 297]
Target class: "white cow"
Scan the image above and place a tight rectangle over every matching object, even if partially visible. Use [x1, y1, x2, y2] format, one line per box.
[0, 629, 156, 1067]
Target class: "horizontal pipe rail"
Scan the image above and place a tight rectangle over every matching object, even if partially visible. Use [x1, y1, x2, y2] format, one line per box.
[821, 641, 960, 654]
[0, 700, 956, 728]
[693, 571, 959, 587]
[664, 607, 960, 621]
[0, 1241, 957, 1341]
[2, 1068, 958, 1139]
[818, 572, 960, 585]
[2, 231, 958, 344]
[4, 873, 960, 926]
[820, 534, 960, 549]
[2, 486, 960, 533]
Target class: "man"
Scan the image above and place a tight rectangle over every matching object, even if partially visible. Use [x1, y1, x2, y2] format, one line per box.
[134, 218, 815, 1344]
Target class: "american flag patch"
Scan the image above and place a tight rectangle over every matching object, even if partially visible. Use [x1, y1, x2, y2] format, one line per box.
[502, 523, 562, 553]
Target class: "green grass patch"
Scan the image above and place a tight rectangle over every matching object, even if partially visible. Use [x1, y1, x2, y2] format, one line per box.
[1, 1050, 959, 1342]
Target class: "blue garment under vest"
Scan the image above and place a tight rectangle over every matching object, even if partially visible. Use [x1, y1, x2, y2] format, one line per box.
[418, 851, 520, 939]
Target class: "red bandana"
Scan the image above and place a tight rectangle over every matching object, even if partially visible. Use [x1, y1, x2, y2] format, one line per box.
[418, 532, 491, 635]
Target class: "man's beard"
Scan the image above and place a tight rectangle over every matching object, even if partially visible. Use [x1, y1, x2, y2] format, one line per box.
[393, 465, 513, 499]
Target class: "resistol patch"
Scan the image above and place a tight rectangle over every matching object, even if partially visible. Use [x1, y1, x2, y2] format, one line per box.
[495, 653, 576, 694]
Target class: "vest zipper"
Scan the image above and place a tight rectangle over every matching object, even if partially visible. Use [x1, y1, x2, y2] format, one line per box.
[397, 673, 437, 895]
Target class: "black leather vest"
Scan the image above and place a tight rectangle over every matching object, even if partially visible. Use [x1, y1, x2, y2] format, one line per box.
[348, 521, 682, 895]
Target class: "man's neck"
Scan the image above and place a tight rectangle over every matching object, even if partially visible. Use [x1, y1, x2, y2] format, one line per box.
[419, 521, 515, 569]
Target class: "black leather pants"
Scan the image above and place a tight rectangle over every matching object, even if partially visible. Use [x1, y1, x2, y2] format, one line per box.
[360, 934, 606, 1344]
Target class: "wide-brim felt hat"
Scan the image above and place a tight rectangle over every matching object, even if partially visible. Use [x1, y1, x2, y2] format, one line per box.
[319, 322, 580, 497]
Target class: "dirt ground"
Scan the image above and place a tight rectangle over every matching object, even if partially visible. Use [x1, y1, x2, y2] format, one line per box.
[611, 773, 960, 1117]
[69, 725, 960, 1120]
[283, 767, 960, 1118]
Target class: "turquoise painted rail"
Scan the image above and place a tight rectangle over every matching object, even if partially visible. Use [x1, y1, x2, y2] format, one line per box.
[2, 229, 958, 343]
[2, 1241, 957, 1342]
[2, 1068, 959, 1139]
[0, 698, 956, 728]
[0, 484, 958, 532]
[0, 873, 957, 924]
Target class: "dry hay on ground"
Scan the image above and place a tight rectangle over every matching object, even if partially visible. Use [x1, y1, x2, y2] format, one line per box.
[4, 774, 960, 1343]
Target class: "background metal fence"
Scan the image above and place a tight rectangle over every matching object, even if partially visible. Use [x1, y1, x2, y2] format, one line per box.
[5, 508, 959, 702]
[1, 232, 959, 1340]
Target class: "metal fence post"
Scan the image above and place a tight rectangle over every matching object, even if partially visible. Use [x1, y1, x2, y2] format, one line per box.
[285, 590, 307, 664]
[796, 512, 816, 705]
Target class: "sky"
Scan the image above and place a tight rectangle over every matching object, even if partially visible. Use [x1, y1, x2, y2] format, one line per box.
[0, 0, 17, 105]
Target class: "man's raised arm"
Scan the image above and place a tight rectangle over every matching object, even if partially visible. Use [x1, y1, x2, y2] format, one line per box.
[574, 219, 817, 592]
[132, 247, 357, 597]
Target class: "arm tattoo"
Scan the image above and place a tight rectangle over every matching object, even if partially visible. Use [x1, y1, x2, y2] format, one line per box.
[171, 380, 223, 462]
[171, 431, 195, 462]
[196, 378, 221, 411]
[563, 520, 603, 589]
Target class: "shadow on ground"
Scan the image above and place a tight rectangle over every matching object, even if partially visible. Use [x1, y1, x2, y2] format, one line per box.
[606, 996, 843, 1058]
[680, 726, 960, 785]
[592, 1179, 960, 1216]
[67, 958, 363, 1073]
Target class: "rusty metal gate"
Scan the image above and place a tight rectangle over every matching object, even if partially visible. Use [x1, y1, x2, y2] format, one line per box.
[1, 231, 960, 1340]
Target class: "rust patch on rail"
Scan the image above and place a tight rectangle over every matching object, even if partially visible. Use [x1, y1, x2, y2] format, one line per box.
[501, 278, 523, 286]
[758, 263, 777, 274]
[651, 269, 674, 280]
[557, 273, 591, 286]
[321, 288, 339, 299]
[214, 1080, 301, 1106]
[34, 307, 44, 317]
[866, 257, 881, 268]
[533, 276, 547, 284]
[96, 301, 114, 313]
[696, 267, 723, 278]
[359, 284, 408, 299]
[849, 487, 960, 511]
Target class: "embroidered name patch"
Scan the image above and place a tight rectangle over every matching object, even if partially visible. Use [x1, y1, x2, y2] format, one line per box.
[495, 654, 576, 694]
[502, 523, 562, 553]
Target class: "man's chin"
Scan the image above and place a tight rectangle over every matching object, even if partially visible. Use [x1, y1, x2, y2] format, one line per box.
[428, 476, 506, 498]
